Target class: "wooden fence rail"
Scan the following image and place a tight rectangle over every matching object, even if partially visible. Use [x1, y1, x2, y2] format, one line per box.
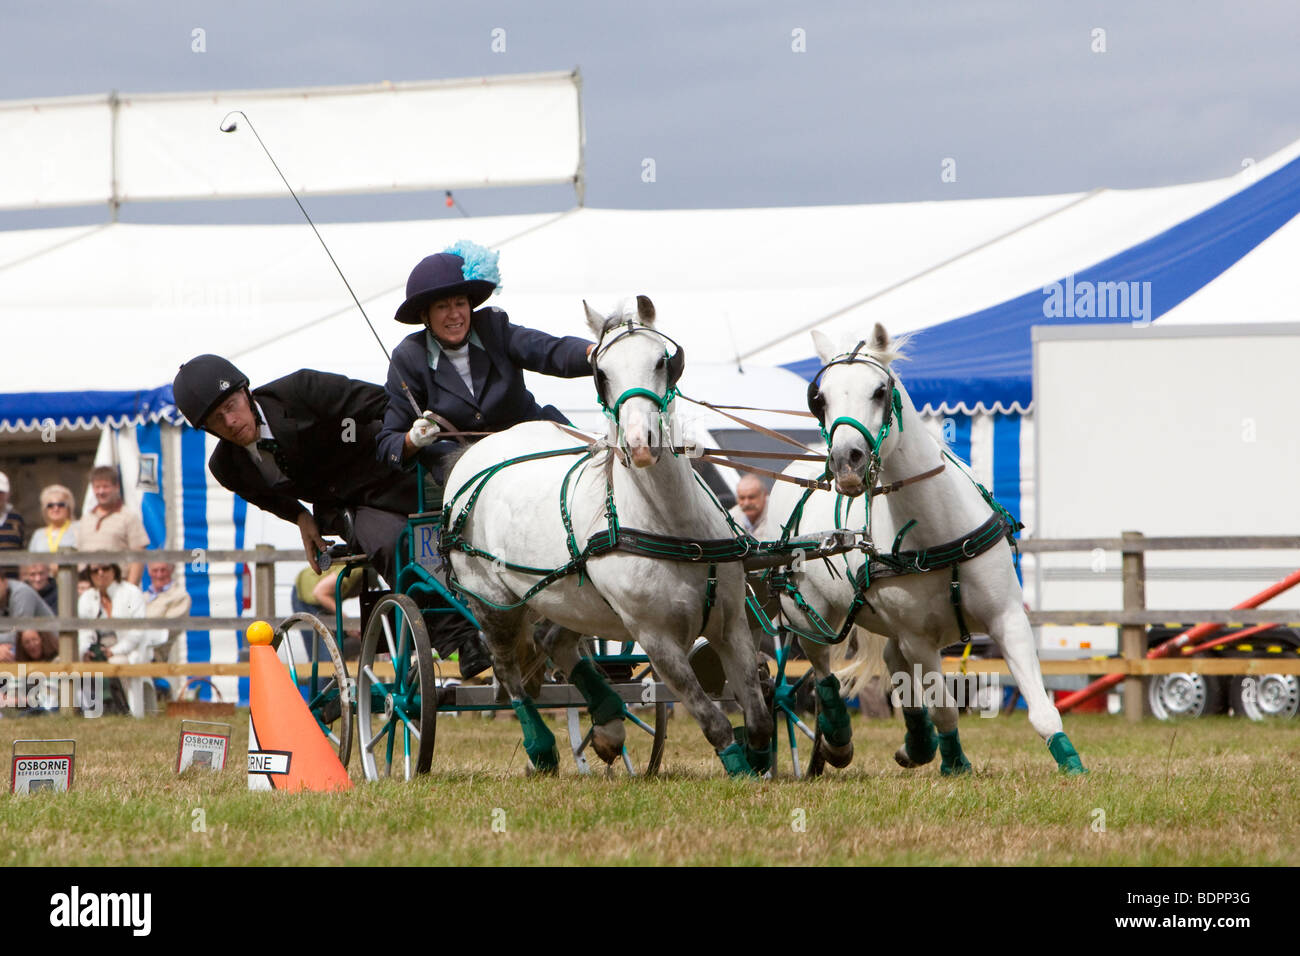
[4, 536, 1298, 701]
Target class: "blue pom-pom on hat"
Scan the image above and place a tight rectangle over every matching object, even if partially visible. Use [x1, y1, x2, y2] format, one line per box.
[443, 239, 502, 292]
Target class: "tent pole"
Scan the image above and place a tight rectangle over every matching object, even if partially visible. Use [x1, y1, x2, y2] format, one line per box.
[108, 89, 120, 222]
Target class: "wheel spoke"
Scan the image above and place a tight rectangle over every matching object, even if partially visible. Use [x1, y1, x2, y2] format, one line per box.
[627, 711, 656, 736]
[382, 615, 398, 663]
[304, 679, 338, 710]
[791, 714, 816, 741]
[367, 717, 394, 752]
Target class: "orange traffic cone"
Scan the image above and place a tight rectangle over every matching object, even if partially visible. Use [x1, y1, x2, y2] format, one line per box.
[246, 620, 352, 792]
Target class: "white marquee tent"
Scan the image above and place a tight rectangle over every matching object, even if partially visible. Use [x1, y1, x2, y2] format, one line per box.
[4, 74, 1297, 702]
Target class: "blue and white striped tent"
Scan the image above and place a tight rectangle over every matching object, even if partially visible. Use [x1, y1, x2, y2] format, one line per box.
[3, 132, 1298, 691]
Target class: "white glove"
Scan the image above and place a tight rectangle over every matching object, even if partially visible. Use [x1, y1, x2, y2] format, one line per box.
[408, 412, 442, 449]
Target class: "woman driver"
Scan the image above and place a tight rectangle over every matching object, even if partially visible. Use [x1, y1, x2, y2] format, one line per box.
[376, 240, 596, 510]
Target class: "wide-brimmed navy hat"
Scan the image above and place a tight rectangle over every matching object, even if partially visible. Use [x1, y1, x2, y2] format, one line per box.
[394, 240, 501, 324]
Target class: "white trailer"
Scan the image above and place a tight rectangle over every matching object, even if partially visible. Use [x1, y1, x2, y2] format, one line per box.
[1032, 323, 1300, 717]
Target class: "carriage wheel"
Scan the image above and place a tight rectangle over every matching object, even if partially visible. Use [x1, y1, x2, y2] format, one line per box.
[274, 613, 353, 769]
[566, 653, 668, 776]
[356, 594, 437, 781]
[763, 632, 818, 779]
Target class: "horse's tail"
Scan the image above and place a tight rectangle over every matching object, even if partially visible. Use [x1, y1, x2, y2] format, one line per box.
[830, 626, 891, 700]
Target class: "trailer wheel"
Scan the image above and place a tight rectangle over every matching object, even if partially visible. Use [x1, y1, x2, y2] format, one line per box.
[1229, 674, 1300, 720]
[1146, 673, 1226, 719]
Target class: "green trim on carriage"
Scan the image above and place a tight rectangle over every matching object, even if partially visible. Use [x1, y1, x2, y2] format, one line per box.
[937, 727, 973, 776]
[717, 740, 757, 777]
[815, 674, 853, 748]
[569, 658, 625, 726]
[512, 697, 559, 772]
[901, 707, 939, 766]
[395, 559, 482, 630]
[1047, 732, 1089, 775]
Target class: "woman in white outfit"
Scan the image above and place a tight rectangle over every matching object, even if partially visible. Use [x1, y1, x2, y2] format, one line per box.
[79, 563, 151, 717]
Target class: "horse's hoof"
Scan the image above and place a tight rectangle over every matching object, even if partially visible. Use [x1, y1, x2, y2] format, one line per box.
[1047, 732, 1088, 775]
[900, 707, 939, 766]
[717, 741, 757, 778]
[940, 754, 973, 776]
[894, 746, 926, 769]
[591, 724, 625, 765]
[936, 728, 972, 776]
[820, 739, 854, 769]
[527, 746, 560, 774]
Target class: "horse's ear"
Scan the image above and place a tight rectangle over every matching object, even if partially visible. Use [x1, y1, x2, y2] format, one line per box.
[583, 299, 606, 338]
[812, 329, 837, 365]
[635, 295, 656, 326]
[869, 322, 890, 354]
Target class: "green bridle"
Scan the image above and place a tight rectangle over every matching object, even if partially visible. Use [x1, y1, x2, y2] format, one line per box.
[590, 319, 685, 424]
[806, 343, 904, 477]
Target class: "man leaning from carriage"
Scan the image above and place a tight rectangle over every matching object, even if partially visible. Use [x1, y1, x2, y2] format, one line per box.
[171, 350, 494, 678]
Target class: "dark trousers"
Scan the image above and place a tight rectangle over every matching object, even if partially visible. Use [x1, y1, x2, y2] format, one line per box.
[352, 506, 408, 588]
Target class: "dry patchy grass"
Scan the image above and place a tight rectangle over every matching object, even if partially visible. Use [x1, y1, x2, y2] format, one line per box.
[1, 708, 1297, 866]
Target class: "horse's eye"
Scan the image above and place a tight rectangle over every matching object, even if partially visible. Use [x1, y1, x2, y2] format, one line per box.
[872, 385, 886, 402]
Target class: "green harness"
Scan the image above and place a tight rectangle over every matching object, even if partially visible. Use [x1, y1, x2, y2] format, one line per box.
[438, 442, 767, 632]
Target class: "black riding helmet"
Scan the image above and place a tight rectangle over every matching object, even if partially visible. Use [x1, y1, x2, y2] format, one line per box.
[173, 354, 250, 430]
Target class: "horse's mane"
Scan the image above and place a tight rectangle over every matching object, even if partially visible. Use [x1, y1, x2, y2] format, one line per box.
[826, 329, 913, 368]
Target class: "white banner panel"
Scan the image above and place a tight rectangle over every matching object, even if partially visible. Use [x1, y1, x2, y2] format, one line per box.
[116, 72, 582, 202]
[0, 72, 581, 209]
[0, 96, 113, 209]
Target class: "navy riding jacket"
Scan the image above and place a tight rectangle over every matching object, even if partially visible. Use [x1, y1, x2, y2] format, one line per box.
[376, 306, 594, 478]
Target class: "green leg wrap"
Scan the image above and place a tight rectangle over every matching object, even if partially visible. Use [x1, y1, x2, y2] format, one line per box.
[1047, 732, 1089, 775]
[902, 707, 939, 764]
[717, 741, 757, 777]
[815, 674, 853, 748]
[733, 726, 771, 776]
[937, 727, 972, 776]
[569, 658, 625, 726]
[511, 698, 558, 773]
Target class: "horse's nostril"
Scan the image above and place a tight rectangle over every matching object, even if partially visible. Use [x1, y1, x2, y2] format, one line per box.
[847, 448, 864, 466]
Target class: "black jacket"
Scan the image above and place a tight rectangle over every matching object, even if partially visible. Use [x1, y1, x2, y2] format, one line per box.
[209, 369, 417, 531]
[376, 307, 593, 475]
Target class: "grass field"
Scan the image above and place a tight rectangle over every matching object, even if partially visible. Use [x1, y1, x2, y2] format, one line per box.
[2, 708, 1297, 866]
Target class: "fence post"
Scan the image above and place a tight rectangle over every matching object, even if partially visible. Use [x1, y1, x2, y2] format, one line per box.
[253, 544, 276, 623]
[56, 564, 77, 662]
[1121, 530, 1146, 722]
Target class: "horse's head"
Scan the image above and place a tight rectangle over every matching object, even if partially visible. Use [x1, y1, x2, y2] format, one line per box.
[584, 295, 685, 468]
[807, 322, 904, 497]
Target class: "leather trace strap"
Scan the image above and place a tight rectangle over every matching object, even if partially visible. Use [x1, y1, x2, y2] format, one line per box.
[872, 463, 945, 497]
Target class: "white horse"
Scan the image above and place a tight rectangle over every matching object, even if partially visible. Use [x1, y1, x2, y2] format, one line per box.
[441, 296, 773, 776]
[767, 323, 1087, 775]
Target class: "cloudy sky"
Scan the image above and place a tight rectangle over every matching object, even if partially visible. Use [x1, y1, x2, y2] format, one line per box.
[2, 0, 1297, 228]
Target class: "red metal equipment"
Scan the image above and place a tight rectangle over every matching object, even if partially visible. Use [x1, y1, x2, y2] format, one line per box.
[1056, 567, 1300, 712]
